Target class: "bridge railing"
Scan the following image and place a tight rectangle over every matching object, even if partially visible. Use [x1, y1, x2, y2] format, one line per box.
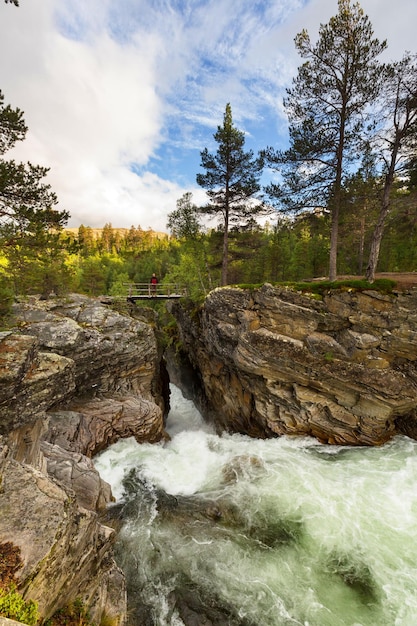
[124, 282, 188, 298]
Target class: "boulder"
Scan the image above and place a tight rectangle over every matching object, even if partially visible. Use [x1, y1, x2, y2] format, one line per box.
[0, 445, 125, 623]
[40, 441, 113, 510]
[44, 395, 165, 458]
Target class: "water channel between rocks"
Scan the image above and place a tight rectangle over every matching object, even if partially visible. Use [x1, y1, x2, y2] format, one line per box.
[94, 384, 417, 626]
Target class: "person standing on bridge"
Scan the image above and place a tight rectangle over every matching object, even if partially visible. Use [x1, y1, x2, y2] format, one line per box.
[150, 273, 158, 296]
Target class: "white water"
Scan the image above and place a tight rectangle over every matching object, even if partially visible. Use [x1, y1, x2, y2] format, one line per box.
[94, 385, 417, 626]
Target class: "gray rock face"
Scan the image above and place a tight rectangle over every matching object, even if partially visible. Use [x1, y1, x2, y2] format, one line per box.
[0, 333, 75, 433]
[0, 448, 125, 623]
[1, 296, 166, 437]
[40, 440, 114, 511]
[45, 394, 164, 459]
[172, 284, 417, 446]
[12, 294, 162, 401]
[0, 295, 167, 624]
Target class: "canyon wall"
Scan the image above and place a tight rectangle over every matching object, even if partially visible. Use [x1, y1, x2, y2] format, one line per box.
[0, 295, 167, 624]
[171, 284, 417, 446]
[4, 284, 417, 625]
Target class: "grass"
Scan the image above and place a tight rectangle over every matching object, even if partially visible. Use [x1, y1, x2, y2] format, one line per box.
[232, 278, 397, 296]
[288, 278, 396, 294]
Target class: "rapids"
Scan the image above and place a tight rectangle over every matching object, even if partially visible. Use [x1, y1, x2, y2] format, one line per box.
[94, 385, 417, 626]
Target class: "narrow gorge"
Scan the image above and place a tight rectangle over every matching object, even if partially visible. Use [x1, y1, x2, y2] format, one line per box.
[2, 282, 417, 625]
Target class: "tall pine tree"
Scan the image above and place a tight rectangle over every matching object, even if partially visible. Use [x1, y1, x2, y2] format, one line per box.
[196, 103, 264, 286]
[264, 0, 386, 280]
[0, 90, 69, 296]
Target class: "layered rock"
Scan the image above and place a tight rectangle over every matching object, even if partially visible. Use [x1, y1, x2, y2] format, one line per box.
[11, 294, 164, 403]
[0, 295, 167, 624]
[0, 332, 75, 434]
[171, 284, 417, 446]
[0, 447, 125, 623]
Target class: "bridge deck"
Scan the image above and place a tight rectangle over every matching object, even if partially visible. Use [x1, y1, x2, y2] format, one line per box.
[127, 294, 183, 301]
[125, 282, 187, 301]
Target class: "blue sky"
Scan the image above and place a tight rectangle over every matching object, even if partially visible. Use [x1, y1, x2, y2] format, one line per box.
[1, 0, 416, 232]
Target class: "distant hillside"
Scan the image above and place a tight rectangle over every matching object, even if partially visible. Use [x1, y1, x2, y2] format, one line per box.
[65, 227, 169, 239]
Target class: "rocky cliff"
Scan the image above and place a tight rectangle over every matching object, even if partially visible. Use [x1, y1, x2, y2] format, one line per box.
[171, 284, 417, 446]
[0, 295, 167, 624]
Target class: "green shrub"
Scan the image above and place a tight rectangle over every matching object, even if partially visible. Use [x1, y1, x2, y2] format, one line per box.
[0, 274, 14, 328]
[287, 278, 396, 295]
[0, 584, 39, 626]
[0, 541, 39, 626]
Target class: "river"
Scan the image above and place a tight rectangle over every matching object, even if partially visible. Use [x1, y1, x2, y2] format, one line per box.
[94, 384, 417, 626]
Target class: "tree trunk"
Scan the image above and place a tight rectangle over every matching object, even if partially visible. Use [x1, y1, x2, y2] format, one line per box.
[221, 211, 229, 286]
[366, 135, 400, 282]
[358, 214, 365, 275]
[221, 182, 231, 285]
[329, 104, 347, 282]
[329, 204, 339, 281]
[365, 177, 392, 282]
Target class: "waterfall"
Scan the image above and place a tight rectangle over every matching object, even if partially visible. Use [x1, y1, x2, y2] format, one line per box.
[94, 384, 417, 626]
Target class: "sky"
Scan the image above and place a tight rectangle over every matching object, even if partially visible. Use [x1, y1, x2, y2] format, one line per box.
[1, 0, 416, 233]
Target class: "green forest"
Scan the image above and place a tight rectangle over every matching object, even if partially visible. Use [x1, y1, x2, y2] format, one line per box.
[1, 0, 416, 321]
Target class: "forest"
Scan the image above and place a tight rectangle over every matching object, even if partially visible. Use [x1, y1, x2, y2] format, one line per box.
[0, 0, 416, 322]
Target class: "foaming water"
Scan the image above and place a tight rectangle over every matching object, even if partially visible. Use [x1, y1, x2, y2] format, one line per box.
[94, 385, 417, 626]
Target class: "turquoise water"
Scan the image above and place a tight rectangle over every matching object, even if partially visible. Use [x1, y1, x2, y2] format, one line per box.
[95, 385, 417, 626]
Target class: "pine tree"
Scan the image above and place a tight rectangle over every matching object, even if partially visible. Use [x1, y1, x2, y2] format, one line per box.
[0, 90, 69, 295]
[167, 192, 201, 240]
[264, 0, 386, 281]
[196, 103, 264, 286]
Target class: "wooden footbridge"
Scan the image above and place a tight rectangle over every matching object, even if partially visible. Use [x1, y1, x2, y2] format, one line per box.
[125, 282, 187, 301]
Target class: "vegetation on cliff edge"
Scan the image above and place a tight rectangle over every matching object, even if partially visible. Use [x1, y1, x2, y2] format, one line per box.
[0, 541, 39, 625]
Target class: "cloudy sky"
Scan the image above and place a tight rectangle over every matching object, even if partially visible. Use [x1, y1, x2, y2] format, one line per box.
[1, 0, 416, 232]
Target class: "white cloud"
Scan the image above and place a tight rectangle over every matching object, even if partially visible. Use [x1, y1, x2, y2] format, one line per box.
[1, 0, 172, 229]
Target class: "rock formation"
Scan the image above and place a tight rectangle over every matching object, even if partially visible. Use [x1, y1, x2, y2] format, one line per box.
[5, 283, 417, 624]
[0, 295, 167, 624]
[171, 284, 417, 446]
